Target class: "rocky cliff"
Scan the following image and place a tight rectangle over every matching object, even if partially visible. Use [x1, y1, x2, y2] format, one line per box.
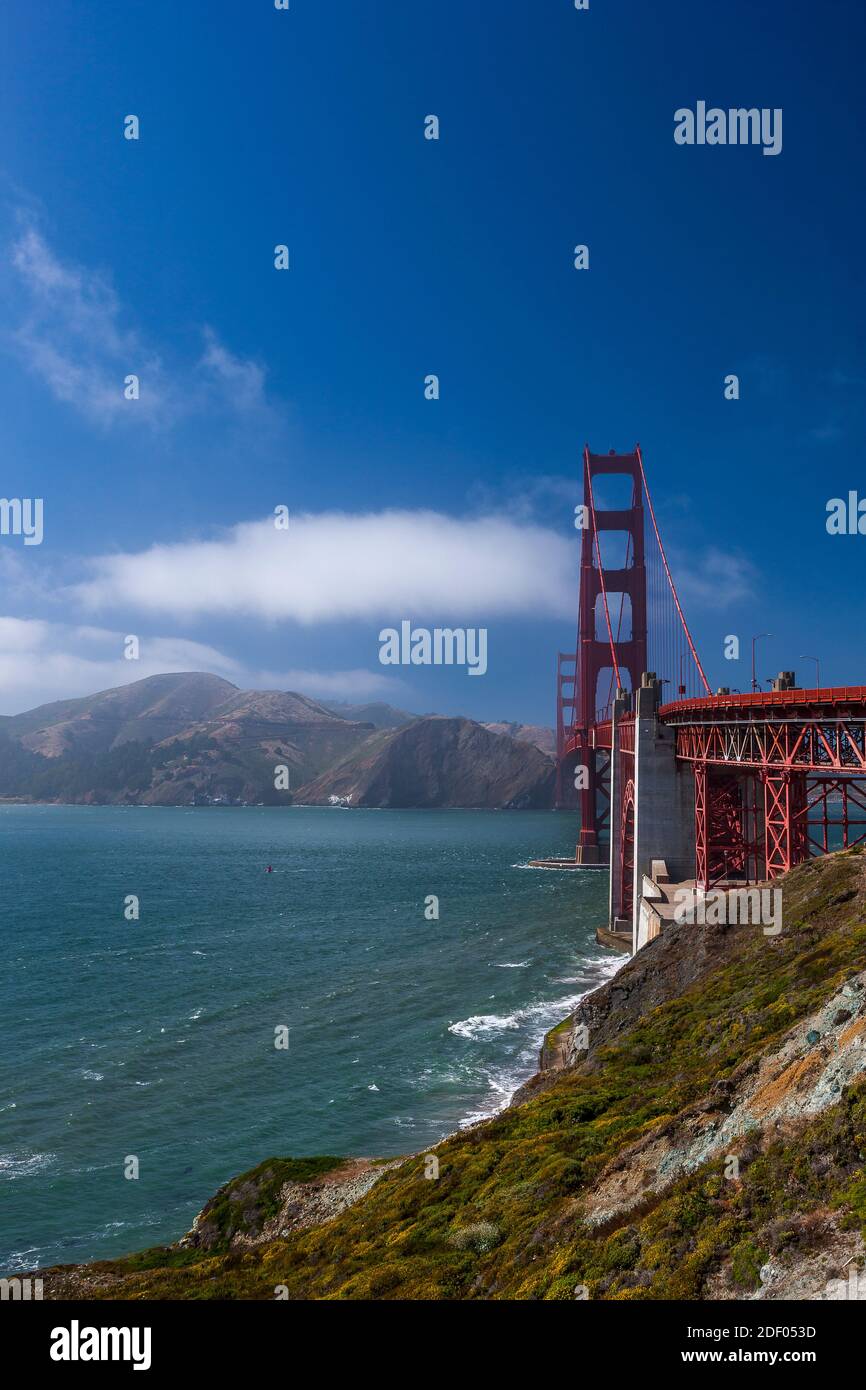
[27, 847, 866, 1300]
[294, 715, 556, 809]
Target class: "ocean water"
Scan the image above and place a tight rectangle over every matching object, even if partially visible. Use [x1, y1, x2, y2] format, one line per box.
[0, 805, 616, 1272]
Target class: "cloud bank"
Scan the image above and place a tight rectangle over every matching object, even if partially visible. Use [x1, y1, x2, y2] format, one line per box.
[0, 617, 399, 716]
[73, 510, 577, 623]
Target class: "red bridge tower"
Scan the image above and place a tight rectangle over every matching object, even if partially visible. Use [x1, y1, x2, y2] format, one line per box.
[568, 447, 647, 861]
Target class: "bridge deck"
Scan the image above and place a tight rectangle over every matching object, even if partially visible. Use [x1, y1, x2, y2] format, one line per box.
[659, 686, 866, 720]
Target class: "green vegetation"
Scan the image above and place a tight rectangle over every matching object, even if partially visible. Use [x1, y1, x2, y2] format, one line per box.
[198, 1156, 345, 1251]
[0, 733, 158, 799]
[449, 1221, 501, 1253]
[45, 849, 866, 1300]
[0, 730, 288, 804]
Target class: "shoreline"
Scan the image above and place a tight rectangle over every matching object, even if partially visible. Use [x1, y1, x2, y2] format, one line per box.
[21, 939, 624, 1280]
[15, 849, 866, 1298]
[10, 940, 625, 1279]
[0, 798, 560, 811]
[3, 801, 611, 1276]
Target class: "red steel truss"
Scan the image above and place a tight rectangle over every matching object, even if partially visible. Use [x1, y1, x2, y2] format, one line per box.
[664, 689, 866, 883]
[805, 777, 866, 854]
[663, 689, 866, 773]
[763, 771, 807, 878]
[694, 765, 762, 888]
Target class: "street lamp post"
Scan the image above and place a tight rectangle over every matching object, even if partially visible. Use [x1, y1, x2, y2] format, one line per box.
[800, 654, 820, 689]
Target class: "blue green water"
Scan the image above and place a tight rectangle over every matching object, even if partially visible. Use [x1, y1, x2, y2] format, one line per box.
[0, 805, 615, 1272]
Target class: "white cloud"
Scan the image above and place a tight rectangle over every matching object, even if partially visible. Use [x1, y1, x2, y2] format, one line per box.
[673, 546, 757, 609]
[72, 510, 577, 623]
[0, 617, 401, 715]
[10, 227, 167, 425]
[0, 616, 52, 652]
[0, 620, 236, 712]
[199, 327, 266, 412]
[7, 226, 269, 428]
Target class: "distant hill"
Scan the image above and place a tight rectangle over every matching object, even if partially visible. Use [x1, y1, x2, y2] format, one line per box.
[0, 673, 375, 806]
[4, 671, 237, 758]
[323, 700, 415, 730]
[295, 716, 555, 809]
[482, 721, 556, 758]
[0, 673, 555, 808]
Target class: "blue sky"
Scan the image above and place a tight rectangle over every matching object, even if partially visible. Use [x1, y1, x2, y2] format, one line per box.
[0, 0, 863, 722]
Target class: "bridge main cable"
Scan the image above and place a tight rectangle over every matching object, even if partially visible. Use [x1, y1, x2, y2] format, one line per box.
[636, 444, 712, 698]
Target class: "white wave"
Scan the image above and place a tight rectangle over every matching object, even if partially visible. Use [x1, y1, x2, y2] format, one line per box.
[453, 953, 625, 1119]
[0, 1150, 57, 1179]
[0, 1245, 43, 1273]
[460, 1072, 527, 1126]
[448, 1012, 522, 1039]
[80, 1070, 104, 1081]
[511, 861, 608, 873]
[491, 960, 530, 968]
[405, 1063, 466, 1092]
[450, 985, 613, 1040]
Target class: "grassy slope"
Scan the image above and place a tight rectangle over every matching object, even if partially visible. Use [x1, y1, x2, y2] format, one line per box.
[46, 850, 866, 1300]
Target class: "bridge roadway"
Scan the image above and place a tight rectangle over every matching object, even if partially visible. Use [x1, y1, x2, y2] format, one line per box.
[581, 685, 866, 768]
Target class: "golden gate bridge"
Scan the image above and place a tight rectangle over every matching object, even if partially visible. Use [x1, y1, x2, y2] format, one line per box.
[554, 446, 866, 951]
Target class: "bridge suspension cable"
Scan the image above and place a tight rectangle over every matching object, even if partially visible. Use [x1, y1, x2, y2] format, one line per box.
[575, 445, 711, 729]
[636, 445, 712, 699]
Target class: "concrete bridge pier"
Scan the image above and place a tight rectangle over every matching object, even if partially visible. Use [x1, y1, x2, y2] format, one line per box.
[628, 673, 696, 953]
[606, 688, 630, 943]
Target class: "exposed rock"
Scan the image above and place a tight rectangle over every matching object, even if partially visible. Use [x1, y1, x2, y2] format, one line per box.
[580, 971, 866, 1228]
[513, 913, 744, 1102]
[183, 1156, 403, 1251]
[706, 1213, 866, 1300]
[295, 715, 556, 809]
